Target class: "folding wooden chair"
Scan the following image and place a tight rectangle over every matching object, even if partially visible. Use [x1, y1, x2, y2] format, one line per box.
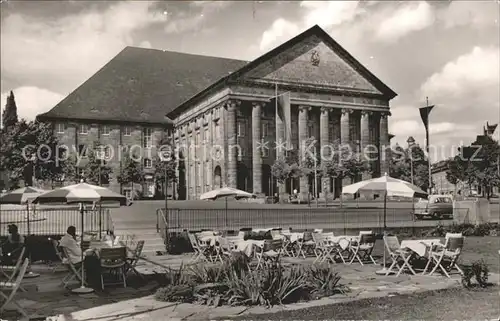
[50, 240, 67, 273]
[0, 247, 27, 293]
[125, 240, 145, 278]
[348, 233, 377, 265]
[424, 235, 464, 277]
[60, 247, 84, 288]
[100, 247, 127, 290]
[384, 235, 416, 277]
[254, 239, 283, 269]
[1, 258, 30, 318]
[296, 232, 316, 258]
[313, 232, 337, 264]
[187, 233, 207, 263]
[1, 247, 26, 280]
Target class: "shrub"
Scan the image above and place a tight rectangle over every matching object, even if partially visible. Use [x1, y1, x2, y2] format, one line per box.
[307, 264, 347, 298]
[462, 260, 489, 288]
[153, 259, 347, 307]
[155, 284, 195, 303]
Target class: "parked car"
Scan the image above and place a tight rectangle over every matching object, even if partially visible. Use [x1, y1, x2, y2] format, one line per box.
[414, 195, 454, 220]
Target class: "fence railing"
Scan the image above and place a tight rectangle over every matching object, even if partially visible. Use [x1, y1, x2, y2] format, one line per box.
[160, 207, 471, 233]
[0, 208, 112, 236]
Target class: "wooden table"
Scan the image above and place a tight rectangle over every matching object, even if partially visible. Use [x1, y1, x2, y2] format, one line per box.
[400, 239, 441, 257]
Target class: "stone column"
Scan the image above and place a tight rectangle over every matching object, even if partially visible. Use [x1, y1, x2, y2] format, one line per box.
[275, 101, 285, 196]
[340, 109, 351, 146]
[379, 112, 390, 176]
[320, 107, 331, 198]
[340, 109, 351, 187]
[298, 106, 309, 200]
[252, 102, 262, 195]
[226, 100, 239, 188]
[360, 111, 371, 180]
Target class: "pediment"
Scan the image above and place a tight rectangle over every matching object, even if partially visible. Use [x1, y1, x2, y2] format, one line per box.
[243, 35, 383, 94]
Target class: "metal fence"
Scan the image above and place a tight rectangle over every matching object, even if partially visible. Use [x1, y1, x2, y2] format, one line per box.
[158, 207, 471, 234]
[0, 208, 112, 236]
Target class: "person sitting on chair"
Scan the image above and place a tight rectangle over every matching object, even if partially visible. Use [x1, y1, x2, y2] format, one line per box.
[1, 224, 25, 264]
[59, 226, 82, 265]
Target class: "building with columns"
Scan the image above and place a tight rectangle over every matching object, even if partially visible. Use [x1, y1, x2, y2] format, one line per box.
[169, 25, 396, 200]
[37, 25, 396, 200]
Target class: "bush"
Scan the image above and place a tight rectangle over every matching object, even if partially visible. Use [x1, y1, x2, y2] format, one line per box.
[424, 223, 500, 237]
[462, 260, 489, 288]
[153, 258, 347, 307]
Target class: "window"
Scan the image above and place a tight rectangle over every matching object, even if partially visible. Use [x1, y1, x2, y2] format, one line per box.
[123, 126, 131, 136]
[143, 158, 152, 168]
[101, 125, 110, 136]
[79, 124, 89, 135]
[143, 128, 152, 148]
[204, 128, 209, 144]
[237, 120, 246, 137]
[262, 122, 269, 138]
[104, 146, 111, 160]
[56, 123, 65, 134]
[214, 122, 220, 139]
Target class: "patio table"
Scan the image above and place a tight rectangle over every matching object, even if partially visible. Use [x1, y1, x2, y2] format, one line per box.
[236, 240, 265, 257]
[400, 239, 441, 257]
[197, 234, 220, 246]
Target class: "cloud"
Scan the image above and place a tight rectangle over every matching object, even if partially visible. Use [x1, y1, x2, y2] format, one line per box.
[139, 40, 152, 49]
[164, 1, 232, 34]
[1, 1, 167, 95]
[438, 1, 500, 29]
[259, 18, 301, 51]
[0, 87, 64, 122]
[375, 1, 435, 42]
[420, 46, 500, 104]
[259, 1, 364, 51]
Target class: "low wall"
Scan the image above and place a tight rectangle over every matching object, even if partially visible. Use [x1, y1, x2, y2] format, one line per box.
[454, 200, 490, 225]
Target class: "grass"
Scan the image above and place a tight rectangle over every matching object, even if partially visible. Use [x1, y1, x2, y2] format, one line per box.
[225, 286, 500, 320]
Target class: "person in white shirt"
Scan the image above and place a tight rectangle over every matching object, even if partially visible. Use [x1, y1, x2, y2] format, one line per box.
[59, 226, 82, 265]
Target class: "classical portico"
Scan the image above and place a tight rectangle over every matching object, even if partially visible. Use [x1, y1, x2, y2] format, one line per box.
[170, 25, 396, 200]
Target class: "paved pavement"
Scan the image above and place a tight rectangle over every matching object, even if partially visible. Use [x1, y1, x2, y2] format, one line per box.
[5, 259, 498, 321]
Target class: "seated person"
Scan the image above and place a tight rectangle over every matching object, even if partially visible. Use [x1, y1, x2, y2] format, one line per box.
[1, 224, 25, 265]
[60, 226, 82, 265]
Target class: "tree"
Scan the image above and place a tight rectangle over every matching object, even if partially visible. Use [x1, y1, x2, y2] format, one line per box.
[342, 151, 371, 182]
[0, 120, 65, 188]
[117, 152, 143, 199]
[153, 136, 177, 198]
[80, 142, 113, 185]
[271, 157, 290, 186]
[389, 143, 431, 191]
[447, 136, 500, 199]
[2, 91, 18, 129]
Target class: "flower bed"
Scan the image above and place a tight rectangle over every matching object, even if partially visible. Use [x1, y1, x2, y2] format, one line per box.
[154, 255, 348, 307]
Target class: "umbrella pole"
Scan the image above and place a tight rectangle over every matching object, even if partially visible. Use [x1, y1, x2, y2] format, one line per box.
[225, 197, 228, 229]
[24, 203, 40, 278]
[72, 203, 94, 294]
[376, 191, 393, 275]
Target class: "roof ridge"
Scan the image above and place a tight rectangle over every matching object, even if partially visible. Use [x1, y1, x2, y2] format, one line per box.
[123, 45, 249, 63]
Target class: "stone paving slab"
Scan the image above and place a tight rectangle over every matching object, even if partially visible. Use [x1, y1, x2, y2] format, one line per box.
[3, 257, 499, 321]
[23, 271, 497, 321]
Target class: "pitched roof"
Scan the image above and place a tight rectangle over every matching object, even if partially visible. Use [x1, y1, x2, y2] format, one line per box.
[37, 47, 248, 125]
[169, 25, 397, 118]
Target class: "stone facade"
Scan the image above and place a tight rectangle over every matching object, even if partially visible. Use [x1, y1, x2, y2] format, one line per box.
[51, 121, 170, 198]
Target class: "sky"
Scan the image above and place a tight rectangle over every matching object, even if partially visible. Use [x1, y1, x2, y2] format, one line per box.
[1, 0, 499, 160]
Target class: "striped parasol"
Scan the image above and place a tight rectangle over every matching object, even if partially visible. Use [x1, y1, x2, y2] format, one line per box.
[33, 180, 126, 294]
[0, 186, 48, 205]
[33, 181, 127, 205]
[200, 187, 255, 200]
[0, 186, 49, 236]
[342, 173, 428, 275]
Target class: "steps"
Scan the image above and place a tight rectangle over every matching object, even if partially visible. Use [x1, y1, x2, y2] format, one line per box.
[108, 205, 166, 257]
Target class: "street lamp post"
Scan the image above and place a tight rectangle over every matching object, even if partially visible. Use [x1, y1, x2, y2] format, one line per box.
[407, 136, 415, 185]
